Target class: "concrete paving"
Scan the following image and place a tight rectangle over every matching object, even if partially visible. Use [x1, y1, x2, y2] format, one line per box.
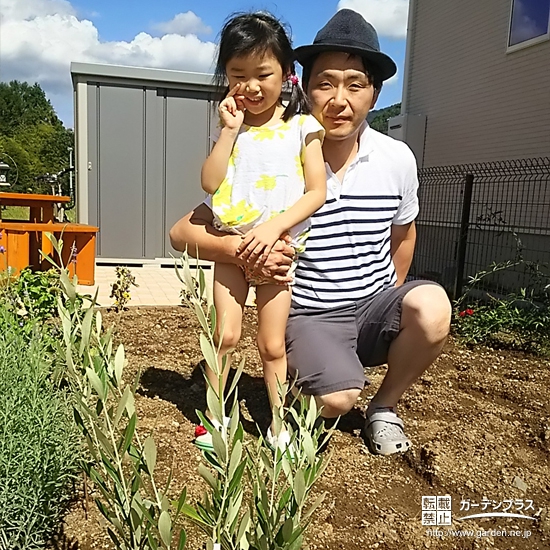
[76, 263, 209, 307]
[77, 262, 256, 307]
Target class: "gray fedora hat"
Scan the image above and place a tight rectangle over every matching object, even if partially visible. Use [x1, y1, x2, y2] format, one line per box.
[294, 9, 397, 81]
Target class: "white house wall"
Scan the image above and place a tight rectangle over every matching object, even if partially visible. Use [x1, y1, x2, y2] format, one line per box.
[406, 0, 550, 166]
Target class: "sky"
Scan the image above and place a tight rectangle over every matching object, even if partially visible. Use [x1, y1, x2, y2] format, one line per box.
[0, 0, 410, 128]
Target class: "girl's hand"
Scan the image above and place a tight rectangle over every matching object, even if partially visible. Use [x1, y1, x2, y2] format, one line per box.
[245, 237, 295, 284]
[219, 83, 245, 131]
[237, 221, 283, 266]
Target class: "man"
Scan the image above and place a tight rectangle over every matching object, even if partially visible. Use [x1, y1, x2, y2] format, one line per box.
[170, 9, 451, 455]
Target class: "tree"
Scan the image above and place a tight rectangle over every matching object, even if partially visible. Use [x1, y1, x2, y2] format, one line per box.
[368, 102, 402, 134]
[0, 136, 34, 192]
[15, 124, 74, 193]
[0, 81, 61, 136]
[0, 81, 73, 193]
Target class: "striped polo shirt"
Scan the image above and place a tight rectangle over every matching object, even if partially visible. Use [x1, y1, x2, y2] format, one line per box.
[292, 122, 419, 309]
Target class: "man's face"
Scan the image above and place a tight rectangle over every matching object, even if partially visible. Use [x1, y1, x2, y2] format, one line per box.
[307, 52, 379, 142]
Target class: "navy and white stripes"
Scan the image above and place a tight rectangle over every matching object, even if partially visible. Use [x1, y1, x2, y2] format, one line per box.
[292, 124, 419, 309]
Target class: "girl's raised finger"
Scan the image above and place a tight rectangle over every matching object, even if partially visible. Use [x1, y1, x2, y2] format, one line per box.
[226, 83, 242, 98]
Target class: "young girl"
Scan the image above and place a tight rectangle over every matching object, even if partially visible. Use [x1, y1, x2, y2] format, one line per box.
[194, 11, 326, 452]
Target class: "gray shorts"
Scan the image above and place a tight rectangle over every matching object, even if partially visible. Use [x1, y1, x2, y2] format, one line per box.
[285, 280, 441, 395]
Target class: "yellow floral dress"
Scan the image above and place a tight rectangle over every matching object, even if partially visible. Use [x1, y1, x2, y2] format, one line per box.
[210, 114, 324, 254]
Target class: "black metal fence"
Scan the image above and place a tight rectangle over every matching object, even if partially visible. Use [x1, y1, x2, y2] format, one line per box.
[409, 158, 550, 299]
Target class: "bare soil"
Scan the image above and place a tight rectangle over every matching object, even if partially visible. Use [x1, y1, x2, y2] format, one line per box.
[57, 306, 550, 550]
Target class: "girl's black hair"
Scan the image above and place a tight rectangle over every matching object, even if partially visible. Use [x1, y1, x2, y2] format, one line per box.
[214, 11, 310, 122]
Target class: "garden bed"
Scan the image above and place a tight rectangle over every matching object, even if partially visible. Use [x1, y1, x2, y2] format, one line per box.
[57, 306, 550, 550]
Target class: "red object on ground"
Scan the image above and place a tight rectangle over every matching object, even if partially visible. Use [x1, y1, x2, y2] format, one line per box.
[195, 425, 207, 437]
[459, 308, 474, 317]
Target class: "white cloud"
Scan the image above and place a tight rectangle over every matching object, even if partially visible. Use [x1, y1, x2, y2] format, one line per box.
[336, 0, 409, 39]
[0, 0, 75, 21]
[153, 11, 212, 36]
[0, 0, 216, 126]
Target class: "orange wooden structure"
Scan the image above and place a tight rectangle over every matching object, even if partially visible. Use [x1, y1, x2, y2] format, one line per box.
[0, 222, 99, 285]
[0, 192, 71, 222]
[0, 193, 98, 285]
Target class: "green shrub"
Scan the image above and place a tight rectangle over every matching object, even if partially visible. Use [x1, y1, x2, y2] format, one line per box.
[0, 267, 61, 322]
[453, 290, 550, 354]
[109, 266, 138, 311]
[453, 257, 550, 354]
[176, 253, 331, 550]
[0, 307, 80, 549]
[53, 256, 187, 550]
[0, 267, 88, 349]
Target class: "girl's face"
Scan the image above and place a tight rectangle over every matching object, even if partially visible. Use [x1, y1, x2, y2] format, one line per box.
[226, 51, 285, 123]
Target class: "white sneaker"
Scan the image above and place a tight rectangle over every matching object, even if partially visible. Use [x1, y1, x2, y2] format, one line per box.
[266, 426, 296, 458]
[194, 415, 230, 453]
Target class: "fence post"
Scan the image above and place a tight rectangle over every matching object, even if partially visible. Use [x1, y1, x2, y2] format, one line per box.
[454, 173, 474, 300]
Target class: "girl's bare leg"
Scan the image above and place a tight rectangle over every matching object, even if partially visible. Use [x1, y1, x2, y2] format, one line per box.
[207, 263, 248, 418]
[255, 284, 292, 430]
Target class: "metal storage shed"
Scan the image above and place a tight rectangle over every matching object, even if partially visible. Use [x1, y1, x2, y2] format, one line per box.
[71, 62, 218, 263]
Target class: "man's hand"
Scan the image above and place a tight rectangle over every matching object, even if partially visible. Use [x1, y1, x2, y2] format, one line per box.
[240, 237, 295, 285]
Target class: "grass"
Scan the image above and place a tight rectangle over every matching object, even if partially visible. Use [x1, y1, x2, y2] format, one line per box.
[0, 306, 81, 549]
[1, 205, 76, 222]
[1, 205, 29, 219]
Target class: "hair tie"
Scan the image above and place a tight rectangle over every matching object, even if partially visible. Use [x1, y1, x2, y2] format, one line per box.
[289, 74, 299, 86]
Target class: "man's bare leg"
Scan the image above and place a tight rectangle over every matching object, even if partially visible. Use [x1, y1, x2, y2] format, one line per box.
[363, 284, 451, 454]
[369, 284, 451, 409]
[309, 285, 451, 419]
